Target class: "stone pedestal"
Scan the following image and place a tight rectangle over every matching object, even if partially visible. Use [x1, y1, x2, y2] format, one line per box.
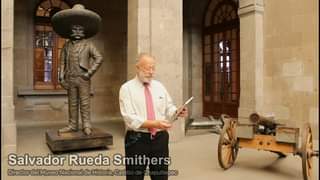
[46, 128, 113, 153]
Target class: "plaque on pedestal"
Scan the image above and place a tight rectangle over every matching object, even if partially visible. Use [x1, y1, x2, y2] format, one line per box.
[46, 128, 113, 153]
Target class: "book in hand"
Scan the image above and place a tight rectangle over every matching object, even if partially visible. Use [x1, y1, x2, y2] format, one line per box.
[169, 96, 194, 123]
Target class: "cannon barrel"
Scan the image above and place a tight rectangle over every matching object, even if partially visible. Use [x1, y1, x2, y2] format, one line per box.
[249, 113, 276, 129]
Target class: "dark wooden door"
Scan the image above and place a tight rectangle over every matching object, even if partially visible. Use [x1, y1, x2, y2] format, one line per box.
[203, 0, 240, 118]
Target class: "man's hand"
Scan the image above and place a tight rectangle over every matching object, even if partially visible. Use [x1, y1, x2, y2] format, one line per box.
[141, 120, 172, 130]
[81, 73, 90, 81]
[155, 120, 172, 130]
[59, 78, 69, 90]
[177, 107, 188, 118]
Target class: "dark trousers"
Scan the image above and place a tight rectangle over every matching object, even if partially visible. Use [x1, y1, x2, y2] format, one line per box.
[67, 76, 91, 130]
[125, 131, 169, 180]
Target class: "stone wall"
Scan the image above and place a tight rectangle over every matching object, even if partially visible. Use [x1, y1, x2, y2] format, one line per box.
[14, 0, 127, 125]
[184, 0, 318, 140]
[263, 0, 318, 136]
[183, 0, 210, 120]
[2, 0, 16, 178]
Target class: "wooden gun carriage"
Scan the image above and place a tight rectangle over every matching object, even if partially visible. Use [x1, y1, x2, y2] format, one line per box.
[217, 113, 318, 180]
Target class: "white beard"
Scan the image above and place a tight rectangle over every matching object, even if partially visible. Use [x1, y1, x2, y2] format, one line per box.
[137, 72, 153, 83]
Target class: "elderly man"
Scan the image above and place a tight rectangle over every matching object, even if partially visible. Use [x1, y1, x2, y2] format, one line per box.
[119, 53, 188, 180]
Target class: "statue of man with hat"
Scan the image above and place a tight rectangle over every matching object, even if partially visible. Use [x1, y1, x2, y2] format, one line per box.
[51, 4, 103, 135]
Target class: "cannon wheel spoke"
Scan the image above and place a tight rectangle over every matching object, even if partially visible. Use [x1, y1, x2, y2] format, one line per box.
[301, 123, 313, 180]
[218, 118, 238, 169]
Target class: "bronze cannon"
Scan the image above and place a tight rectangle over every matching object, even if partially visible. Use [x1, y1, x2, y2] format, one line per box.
[217, 113, 318, 180]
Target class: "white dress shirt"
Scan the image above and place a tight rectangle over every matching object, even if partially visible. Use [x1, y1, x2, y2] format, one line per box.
[119, 76, 177, 132]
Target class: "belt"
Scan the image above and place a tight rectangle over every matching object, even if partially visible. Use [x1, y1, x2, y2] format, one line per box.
[67, 73, 82, 77]
[126, 130, 166, 136]
[125, 130, 167, 148]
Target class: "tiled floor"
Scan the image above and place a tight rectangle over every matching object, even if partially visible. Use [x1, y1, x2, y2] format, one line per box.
[3, 119, 319, 180]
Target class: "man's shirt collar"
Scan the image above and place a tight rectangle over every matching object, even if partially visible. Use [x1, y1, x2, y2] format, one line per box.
[134, 75, 153, 88]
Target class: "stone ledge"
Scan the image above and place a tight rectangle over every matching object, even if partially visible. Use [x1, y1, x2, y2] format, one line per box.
[17, 88, 94, 97]
[238, 0, 264, 16]
[16, 116, 123, 128]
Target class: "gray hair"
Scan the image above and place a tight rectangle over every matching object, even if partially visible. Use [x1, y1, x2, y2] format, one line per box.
[136, 53, 155, 64]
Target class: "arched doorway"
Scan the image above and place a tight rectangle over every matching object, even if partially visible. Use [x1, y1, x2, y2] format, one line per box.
[202, 0, 240, 118]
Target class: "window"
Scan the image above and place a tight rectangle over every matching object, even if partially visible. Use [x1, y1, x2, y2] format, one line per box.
[34, 0, 70, 89]
[203, 0, 240, 117]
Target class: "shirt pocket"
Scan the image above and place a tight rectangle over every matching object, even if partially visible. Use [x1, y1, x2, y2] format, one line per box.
[154, 94, 166, 115]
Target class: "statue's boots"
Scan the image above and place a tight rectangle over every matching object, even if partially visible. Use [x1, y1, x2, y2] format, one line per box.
[58, 126, 78, 133]
[83, 127, 92, 136]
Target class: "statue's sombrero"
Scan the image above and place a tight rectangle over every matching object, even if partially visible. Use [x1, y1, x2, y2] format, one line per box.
[51, 4, 101, 39]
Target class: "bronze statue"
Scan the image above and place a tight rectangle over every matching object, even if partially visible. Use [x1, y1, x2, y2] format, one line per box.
[51, 4, 103, 135]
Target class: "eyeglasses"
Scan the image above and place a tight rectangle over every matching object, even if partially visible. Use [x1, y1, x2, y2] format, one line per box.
[140, 66, 155, 73]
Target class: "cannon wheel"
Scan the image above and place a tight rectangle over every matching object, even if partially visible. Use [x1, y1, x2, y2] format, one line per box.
[218, 118, 238, 169]
[301, 123, 313, 180]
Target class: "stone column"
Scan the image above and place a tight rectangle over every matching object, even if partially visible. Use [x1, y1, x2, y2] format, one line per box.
[1, 0, 16, 178]
[127, 0, 151, 79]
[237, 0, 265, 121]
[127, 0, 184, 141]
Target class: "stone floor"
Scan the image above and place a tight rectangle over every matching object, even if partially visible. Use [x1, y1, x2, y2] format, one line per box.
[3, 119, 319, 180]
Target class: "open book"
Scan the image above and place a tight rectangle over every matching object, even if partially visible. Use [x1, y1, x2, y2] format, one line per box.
[169, 96, 194, 123]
